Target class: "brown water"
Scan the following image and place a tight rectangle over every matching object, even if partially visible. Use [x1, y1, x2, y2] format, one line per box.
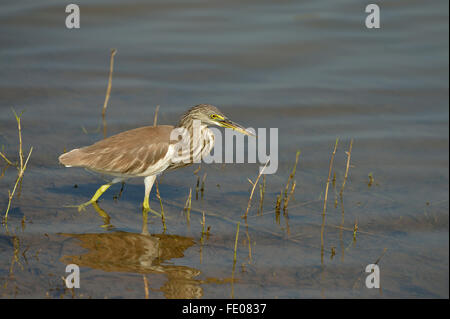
[0, 0, 448, 298]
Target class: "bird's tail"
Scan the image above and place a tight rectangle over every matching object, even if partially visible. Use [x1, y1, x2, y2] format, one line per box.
[58, 149, 82, 167]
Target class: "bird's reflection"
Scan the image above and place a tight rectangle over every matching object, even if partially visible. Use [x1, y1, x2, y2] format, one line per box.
[60, 202, 228, 298]
[91, 202, 114, 230]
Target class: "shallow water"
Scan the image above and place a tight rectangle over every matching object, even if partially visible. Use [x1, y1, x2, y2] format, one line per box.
[0, 0, 448, 298]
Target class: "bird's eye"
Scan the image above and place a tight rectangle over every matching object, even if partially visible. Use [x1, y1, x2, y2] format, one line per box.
[210, 114, 218, 119]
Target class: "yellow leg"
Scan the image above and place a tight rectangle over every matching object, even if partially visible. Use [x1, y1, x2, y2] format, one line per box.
[142, 175, 156, 212]
[141, 209, 149, 235]
[143, 194, 150, 212]
[92, 201, 113, 229]
[69, 183, 113, 212]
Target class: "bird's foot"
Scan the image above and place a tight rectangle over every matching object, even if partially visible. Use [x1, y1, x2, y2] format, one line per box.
[142, 202, 162, 218]
[142, 200, 150, 212]
[64, 200, 95, 212]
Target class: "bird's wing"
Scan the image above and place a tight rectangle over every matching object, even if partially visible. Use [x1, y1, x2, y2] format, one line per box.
[59, 125, 175, 176]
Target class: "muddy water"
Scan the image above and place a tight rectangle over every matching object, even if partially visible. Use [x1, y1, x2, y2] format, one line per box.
[0, 0, 448, 298]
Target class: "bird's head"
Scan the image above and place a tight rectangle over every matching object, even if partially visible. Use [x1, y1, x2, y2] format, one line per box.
[178, 104, 255, 136]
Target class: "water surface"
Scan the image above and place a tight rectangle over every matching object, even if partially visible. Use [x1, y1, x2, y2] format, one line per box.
[0, 0, 448, 298]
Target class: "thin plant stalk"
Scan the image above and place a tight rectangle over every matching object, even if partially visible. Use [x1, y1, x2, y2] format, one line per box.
[193, 164, 201, 175]
[339, 139, 353, 198]
[195, 176, 200, 200]
[143, 275, 149, 299]
[0, 164, 10, 180]
[155, 179, 166, 232]
[153, 105, 160, 127]
[13, 110, 24, 171]
[320, 138, 339, 264]
[184, 188, 192, 225]
[200, 173, 207, 199]
[0, 151, 14, 167]
[242, 160, 269, 219]
[245, 222, 252, 263]
[102, 49, 117, 138]
[200, 211, 206, 246]
[258, 175, 266, 215]
[284, 150, 300, 202]
[323, 138, 339, 217]
[4, 147, 33, 222]
[231, 221, 241, 298]
[283, 180, 296, 213]
[233, 222, 240, 264]
[275, 191, 282, 224]
[3, 111, 33, 222]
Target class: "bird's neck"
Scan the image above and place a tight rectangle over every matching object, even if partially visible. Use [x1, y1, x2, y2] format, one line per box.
[176, 118, 208, 139]
[173, 120, 215, 164]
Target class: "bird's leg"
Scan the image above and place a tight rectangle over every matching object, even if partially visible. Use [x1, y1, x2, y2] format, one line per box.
[141, 209, 149, 235]
[92, 201, 113, 229]
[70, 183, 113, 212]
[142, 175, 156, 212]
[113, 181, 126, 201]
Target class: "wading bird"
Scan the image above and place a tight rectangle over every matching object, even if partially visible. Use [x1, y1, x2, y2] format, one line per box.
[59, 104, 254, 212]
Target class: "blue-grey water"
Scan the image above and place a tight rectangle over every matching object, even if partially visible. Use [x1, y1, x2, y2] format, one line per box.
[0, 0, 448, 298]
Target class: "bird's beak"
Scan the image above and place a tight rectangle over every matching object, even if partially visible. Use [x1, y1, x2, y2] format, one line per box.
[218, 119, 255, 137]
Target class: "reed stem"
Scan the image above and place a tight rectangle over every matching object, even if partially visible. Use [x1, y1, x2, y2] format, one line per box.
[102, 49, 117, 138]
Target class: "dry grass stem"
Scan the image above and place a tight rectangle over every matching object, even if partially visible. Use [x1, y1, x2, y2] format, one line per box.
[13, 110, 24, 171]
[155, 179, 166, 232]
[143, 275, 149, 299]
[284, 212, 291, 236]
[200, 173, 207, 199]
[4, 147, 33, 222]
[283, 180, 296, 213]
[339, 139, 353, 197]
[245, 225, 252, 263]
[3, 111, 33, 223]
[368, 173, 374, 187]
[201, 211, 206, 233]
[193, 164, 201, 175]
[353, 220, 358, 241]
[331, 247, 336, 259]
[0, 164, 10, 180]
[101, 48, 117, 138]
[283, 150, 300, 202]
[242, 160, 269, 219]
[320, 138, 339, 264]
[183, 188, 192, 224]
[233, 222, 240, 264]
[200, 211, 207, 243]
[195, 176, 200, 200]
[275, 191, 282, 223]
[258, 175, 266, 215]
[322, 138, 339, 217]
[0, 151, 14, 167]
[231, 220, 239, 300]
[153, 105, 160, 127]
[199, 211, 207, 246]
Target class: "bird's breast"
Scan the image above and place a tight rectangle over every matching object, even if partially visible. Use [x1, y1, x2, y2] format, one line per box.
[189, 126, 215, 163]
[166, 125, 215, 170]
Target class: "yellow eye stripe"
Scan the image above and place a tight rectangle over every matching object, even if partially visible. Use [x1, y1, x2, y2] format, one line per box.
[210, 114, 224, 120]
